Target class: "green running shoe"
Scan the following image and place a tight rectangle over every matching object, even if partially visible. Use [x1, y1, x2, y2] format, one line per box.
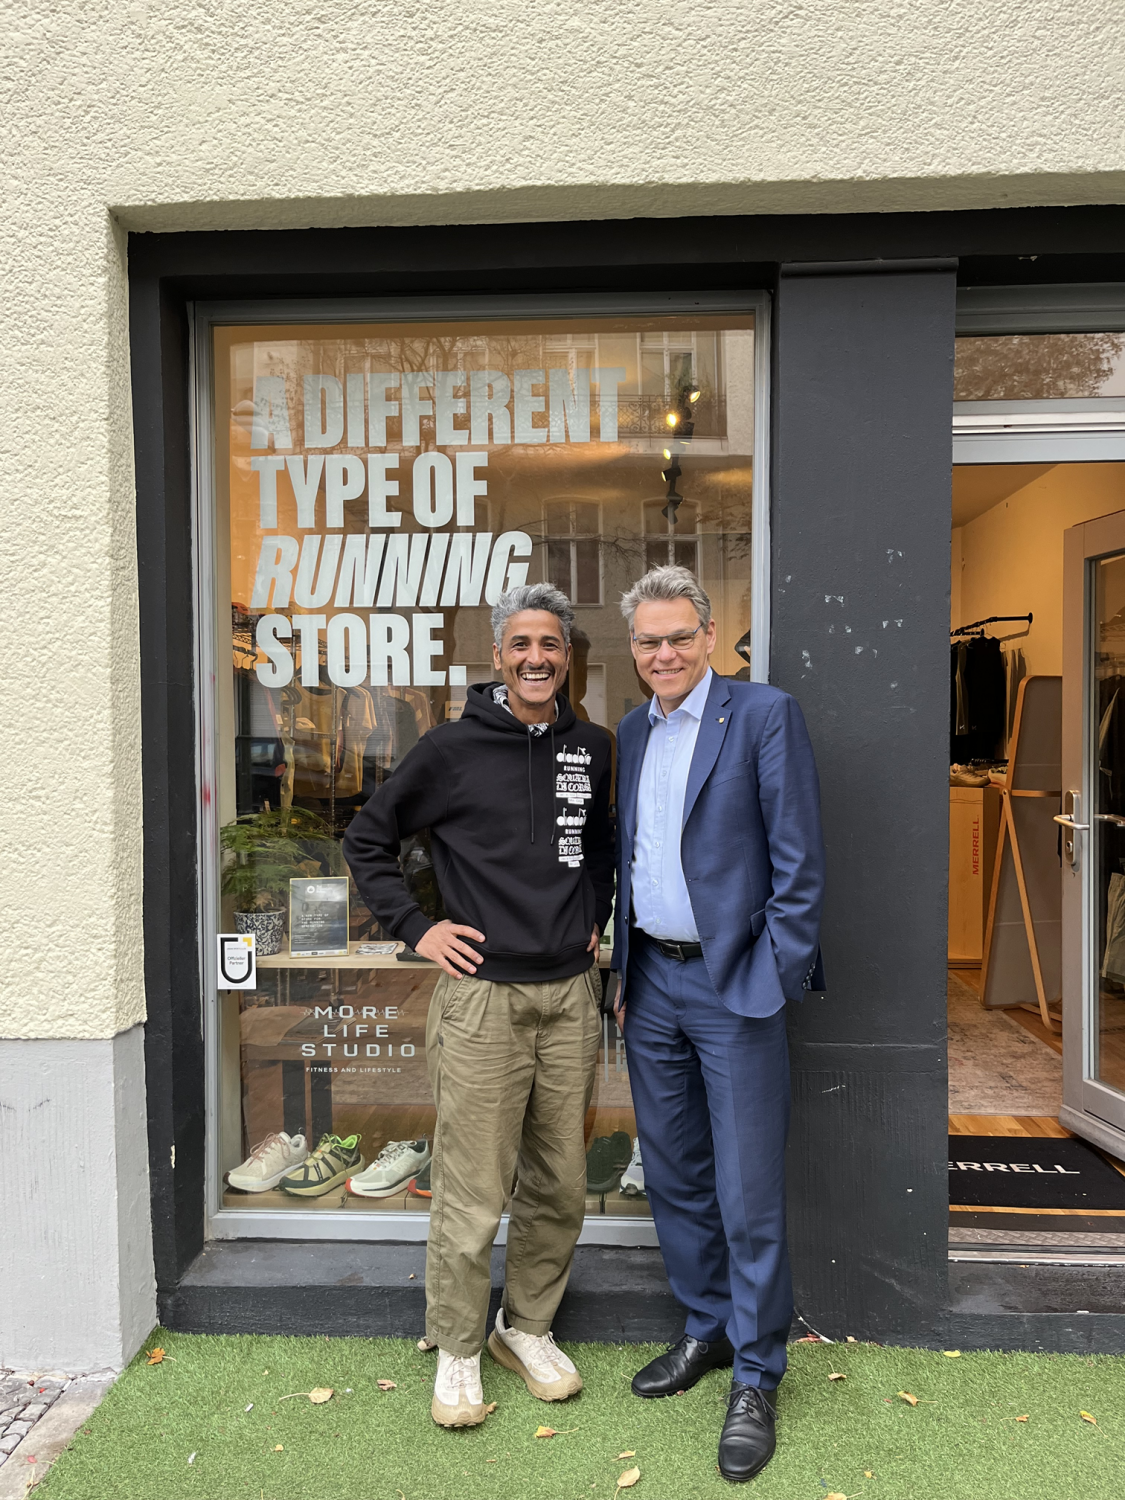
[280, 1133, 364, 1196]
[585, 1131, 632, 1195]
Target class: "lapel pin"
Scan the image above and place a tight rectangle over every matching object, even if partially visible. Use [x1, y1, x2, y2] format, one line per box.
[718, 717, 725, 723]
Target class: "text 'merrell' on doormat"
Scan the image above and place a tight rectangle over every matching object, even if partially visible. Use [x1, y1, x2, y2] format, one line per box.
[948, 1134, 1125, 1209]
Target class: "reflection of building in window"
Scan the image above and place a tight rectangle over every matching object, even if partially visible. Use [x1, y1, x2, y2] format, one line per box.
[543, 330, 725, 440]
[545, 501, 602, 605]
[644, 498, 700, 575]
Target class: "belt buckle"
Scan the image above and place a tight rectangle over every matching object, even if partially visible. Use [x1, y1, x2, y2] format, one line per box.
[668, 940, 685, 962]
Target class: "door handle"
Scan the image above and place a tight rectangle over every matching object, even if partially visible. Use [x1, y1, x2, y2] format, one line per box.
[1057, 792, 1085, 870]
[1054, 815, 1091, 830]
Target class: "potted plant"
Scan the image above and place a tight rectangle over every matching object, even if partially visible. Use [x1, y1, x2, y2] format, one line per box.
[219, 806, 340, 955]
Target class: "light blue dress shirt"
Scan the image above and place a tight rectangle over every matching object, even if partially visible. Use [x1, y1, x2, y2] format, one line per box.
[630, 667, 713, 942]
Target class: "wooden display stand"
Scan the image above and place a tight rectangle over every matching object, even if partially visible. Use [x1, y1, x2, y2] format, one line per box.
[981, 675, 1062, 1030]
[948, 786, 1001, 965]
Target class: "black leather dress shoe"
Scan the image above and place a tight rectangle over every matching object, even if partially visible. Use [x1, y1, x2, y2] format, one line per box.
[718, 1382, 777, 1483]
[631, 1333, 735, 1397]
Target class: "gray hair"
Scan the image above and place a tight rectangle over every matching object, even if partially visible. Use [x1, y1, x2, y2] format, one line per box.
[491, 582, 576, 649]
[620, 565, 712, 631]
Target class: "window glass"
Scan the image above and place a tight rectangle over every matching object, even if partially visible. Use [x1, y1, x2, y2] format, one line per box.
[954, 333, 1125, 400]
[211, 312, 756, 1221]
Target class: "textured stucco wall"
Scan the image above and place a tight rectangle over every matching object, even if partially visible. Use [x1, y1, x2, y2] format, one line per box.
[2, 0, 1124, 1039]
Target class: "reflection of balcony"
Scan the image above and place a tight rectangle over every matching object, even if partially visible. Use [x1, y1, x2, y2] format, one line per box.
[616, 395, 727, 440]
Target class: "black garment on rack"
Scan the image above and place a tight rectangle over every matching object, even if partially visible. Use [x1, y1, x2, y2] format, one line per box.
[950, 635, 1005, 761]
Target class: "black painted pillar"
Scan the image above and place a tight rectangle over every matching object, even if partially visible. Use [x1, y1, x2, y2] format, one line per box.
[772, 265, 956, 1343]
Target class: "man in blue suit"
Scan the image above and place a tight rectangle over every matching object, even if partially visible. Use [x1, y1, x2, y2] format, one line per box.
[610, 564, 825, 1484]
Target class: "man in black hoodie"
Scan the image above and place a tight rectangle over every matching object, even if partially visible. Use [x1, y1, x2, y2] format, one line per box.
[343, 583, 614, 1429]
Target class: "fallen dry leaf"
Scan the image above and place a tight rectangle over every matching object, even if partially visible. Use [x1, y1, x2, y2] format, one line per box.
[898, 1391, 919, 1406]
[943, 1350, 962, 1358]
[146, 1348, 165, 1365]
[846, 1336, 857, 1343]
[1080, 1411, 1098, 1426]
[865, 1471, 875, 1478]
[826, 1493, 848, 1500]
[483, 1403, 498, 1415]
[1016, 1415, 1028, 1423]
[616, 1467, 641, 1491]
[828, 1372, 847, 1382]
[535, 1424, 578, 1438]
[376, 1380, 397, 1392]
[273, 1445, 283, 1452]
[615, 1451, 636, 1460]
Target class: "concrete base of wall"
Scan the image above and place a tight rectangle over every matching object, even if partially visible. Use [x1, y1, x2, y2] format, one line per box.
[160, 1242, 686, 1343]
[0, 1028, 156, 1371]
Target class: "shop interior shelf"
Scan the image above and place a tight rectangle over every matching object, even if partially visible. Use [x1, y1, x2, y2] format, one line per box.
[256, 941, 615, 970]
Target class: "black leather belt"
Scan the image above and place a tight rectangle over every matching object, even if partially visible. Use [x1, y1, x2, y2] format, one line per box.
[636, 929, 703, 962]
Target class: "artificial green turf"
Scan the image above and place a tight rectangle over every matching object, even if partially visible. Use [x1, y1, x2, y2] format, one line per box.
[36, 1331, 1124, 1500]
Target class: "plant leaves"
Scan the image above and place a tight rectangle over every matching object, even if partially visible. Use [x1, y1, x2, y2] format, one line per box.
[615, 1451, 636, 1459]
[898, 1391, 919, 1406]
[1080, 1411, 1097, 1425]
[273, 1445, 283, 1452]
[828, 1372, 847, 1381]
[308, 1388, 333, 1404]
[484, 1403, 498, 1415]
[616, 1467, 641, 1491]
[943, 1350, 962, 1358]
[1016, 1415, 1028, 1423]
[826, 1493, 848, 1499]
[146, 1348, 165, 1366]
[376, 1380, 397, 1391]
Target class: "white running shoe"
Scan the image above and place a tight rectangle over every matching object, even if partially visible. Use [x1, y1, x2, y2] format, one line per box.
[347, 1138, 431, 1198]
[487, 1306, 582, 1400]
[227, 1132, 308, 1192]
[619, 1137, 646, 1198]
[431, 1349, 487, 1428]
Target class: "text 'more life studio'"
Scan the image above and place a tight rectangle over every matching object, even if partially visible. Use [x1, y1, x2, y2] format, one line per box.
[129, 227, 1125, 1356]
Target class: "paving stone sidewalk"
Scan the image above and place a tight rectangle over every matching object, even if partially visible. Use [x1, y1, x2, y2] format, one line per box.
[0, 1370, 115, 1495]
[0, 1374, 69, 1467]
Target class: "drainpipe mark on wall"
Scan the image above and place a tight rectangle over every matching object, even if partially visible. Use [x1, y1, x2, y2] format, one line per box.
[824, 595, 844, 605]
[801, 650, 813, 672]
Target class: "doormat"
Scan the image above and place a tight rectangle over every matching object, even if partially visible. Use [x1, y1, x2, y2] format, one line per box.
[949, 1134, 1125, 1210]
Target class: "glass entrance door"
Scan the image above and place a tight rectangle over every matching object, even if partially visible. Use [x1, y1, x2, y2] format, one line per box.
[1062, 509, 1125, 1146]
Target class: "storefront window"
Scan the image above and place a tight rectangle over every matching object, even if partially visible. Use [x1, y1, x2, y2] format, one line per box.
[205, 308, 759, 1227]
[954, 333, 1125, 400]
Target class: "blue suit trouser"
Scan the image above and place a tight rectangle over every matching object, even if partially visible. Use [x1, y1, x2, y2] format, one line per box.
[624, 938, 792, 1388]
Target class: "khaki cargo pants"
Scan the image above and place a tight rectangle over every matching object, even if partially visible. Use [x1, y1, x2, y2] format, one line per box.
[424, 966, 602, 1355]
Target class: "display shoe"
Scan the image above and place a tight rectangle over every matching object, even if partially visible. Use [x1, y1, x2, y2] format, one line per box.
[227, 1131, 308, 1192]
[717, 1382, 777, 1483]
[280, 1133, 364, 1197]
[487, 1307, 582, 1401]
[618, 1137, 645, 1198]
[407, 1159, 432, 1198]
[347, 1138, 430, 1198]
[431, 1349, 488, 1428]
[585, 1131, 632, 1194]
[631, 1332, 736, 1397]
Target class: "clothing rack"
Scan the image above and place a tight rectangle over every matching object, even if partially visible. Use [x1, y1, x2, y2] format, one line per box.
[951, 613, 1033, 638]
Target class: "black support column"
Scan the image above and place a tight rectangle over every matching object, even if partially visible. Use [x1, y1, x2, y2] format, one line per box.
[772, 264, 956, 1343]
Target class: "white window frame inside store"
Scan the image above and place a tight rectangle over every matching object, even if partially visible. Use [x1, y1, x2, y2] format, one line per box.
[954, 284, 1125, 463]
[190, 291, 772, 1244]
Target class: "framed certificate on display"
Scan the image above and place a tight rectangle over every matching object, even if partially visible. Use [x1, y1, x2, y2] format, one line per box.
[289, 876, 350, 957]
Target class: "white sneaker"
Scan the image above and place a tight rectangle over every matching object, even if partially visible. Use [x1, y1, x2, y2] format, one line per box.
[347, 1138, 431, 1198]
[431, 1349, 487, 1428]
[228, 1132, 308, 1192]
[487, 1306, 582, 1400]
[619, 1137, 646, 1198]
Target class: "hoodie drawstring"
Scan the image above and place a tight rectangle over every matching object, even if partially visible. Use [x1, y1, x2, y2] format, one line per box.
[526, 717, 559, 846]
[527, 731, 535, 844]
[549, 722, 557, 846]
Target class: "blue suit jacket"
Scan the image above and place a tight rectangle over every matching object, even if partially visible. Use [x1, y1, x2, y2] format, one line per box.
[611, 674, 826, 1017]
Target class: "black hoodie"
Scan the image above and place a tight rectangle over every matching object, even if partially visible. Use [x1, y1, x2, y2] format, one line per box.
[342, 683, 615, 983]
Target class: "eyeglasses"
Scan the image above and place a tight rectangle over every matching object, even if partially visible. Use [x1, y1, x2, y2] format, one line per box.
[632, 625, 704, 654]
